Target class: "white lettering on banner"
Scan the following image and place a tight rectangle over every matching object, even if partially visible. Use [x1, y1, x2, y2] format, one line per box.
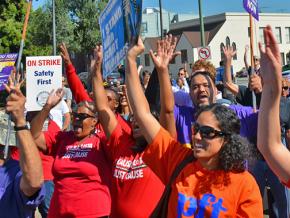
[247, 0, 257, 14]
[114, 157, 146, 180]
[62, 143, 93, 159]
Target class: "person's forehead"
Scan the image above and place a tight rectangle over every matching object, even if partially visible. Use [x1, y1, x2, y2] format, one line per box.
[196, 111, 219, 128]
[77, 106, 94, 116]
[191, 74, 210, 85]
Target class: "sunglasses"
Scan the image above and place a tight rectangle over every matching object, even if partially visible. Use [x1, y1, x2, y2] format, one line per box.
[73, 112, 95, 121]
[282, 86, 289, 90]
[192, 123, 227, 140]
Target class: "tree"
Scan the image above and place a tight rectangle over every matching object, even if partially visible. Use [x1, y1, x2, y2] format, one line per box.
[0, 0, 27, 53]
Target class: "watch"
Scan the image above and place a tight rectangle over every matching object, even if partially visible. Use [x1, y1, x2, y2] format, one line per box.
[14, 125, 29, 132]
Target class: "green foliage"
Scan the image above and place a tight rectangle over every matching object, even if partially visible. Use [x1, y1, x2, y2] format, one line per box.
[0, 0, 27, 53]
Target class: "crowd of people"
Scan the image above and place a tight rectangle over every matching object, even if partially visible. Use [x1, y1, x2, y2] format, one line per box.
[1, 25, 290, 218]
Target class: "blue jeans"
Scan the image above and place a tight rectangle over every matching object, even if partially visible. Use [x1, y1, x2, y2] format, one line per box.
[38, 180, 54, 218]
[249, 160, 290, 218]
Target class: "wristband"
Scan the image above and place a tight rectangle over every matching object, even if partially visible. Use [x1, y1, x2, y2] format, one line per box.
[14, 125, 29, 132]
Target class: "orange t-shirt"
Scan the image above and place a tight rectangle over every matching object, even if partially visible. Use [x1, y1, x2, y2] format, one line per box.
[143, 128, 263, 218]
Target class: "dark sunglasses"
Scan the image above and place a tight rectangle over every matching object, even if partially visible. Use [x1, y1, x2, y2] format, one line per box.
[73, 112, 95, 121]
[192, 123, 227, 139]
[282, 86, 289, 90]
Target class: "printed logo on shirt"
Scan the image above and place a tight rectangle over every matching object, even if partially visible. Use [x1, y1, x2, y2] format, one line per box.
[113, 157, 147, 180]
[177, 193, 227, 218]
[62, 143, 93, 159]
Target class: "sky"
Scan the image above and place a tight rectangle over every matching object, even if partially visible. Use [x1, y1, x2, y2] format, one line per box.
[33, 0, 290, 15]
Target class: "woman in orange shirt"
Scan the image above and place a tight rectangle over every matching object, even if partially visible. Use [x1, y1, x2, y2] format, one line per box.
[124, 37, 263, 218]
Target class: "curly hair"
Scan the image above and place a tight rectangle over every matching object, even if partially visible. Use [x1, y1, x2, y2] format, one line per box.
[195, 104, 252, 172]
[191, 59, 216, 82]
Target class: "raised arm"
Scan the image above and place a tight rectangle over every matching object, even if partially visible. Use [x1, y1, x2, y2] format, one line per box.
[60, 43, 92, 103]
[5, 88, 43, 197]
[91, 45, 118, 138]
[149, 35, 177, 138]
[126, 38, 161, 143]
[223, 45, 239, 95]
[30, 89, 64, 152]
[257, 25, 290, 184]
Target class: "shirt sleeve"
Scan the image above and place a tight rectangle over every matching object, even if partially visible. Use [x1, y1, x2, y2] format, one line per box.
[14, 171, 45, 209]
[65, 63, 92, 103]
[236, 173, 263, 218]
[44, 129, 62, 156]
[61, 100, 70, 115]
[236, 85, 247, 105]
[143, 127, 191, 184]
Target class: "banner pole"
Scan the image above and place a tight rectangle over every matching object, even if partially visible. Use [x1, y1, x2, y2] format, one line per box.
[249, 14, 257, 112]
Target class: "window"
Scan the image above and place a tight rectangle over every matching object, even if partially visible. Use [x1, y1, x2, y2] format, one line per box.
[141, 22, 148, 33]
[226, 37, 230, 47]
[286, 27, 290, 44]
[144, 54, 150, 66]
[275, 27, 282, 43]
[232, 42, 237, 60]
[181, 49, 188, 64]
[259, 27, 265, 43]
[281, 53, 285, 66]
[220, 43, 225, 60]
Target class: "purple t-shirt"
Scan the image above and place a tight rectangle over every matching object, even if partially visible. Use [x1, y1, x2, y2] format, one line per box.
[0, 159, 45, 218]
[174, 104, 258, 144]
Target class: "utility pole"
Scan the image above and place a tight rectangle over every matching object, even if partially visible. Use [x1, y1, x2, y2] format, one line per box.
[158, 0, 163, 39]
[198, 0, 205, 47]
[52, 0, 56, 55]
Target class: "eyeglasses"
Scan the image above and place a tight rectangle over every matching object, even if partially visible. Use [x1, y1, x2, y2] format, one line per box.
[192, 123, 227, 139]
[73, 112, 95, 121]
[282, 86, 289, 91]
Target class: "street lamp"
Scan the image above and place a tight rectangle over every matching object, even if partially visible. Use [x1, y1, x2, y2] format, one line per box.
[158, 0, 163, 39]
[198, 0, 205, 47]
[52, 0, 56, 55]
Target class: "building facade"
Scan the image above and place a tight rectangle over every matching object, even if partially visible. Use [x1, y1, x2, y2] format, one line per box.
[140, 12, 290, 79]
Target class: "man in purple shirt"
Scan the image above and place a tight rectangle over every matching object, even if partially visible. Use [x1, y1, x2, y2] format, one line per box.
[174, 70, 257, 146]
[0, 84, 45, 218]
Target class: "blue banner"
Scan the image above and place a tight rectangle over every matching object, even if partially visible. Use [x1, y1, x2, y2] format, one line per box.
[243, 0, 259, 21]
[99, 0, 142, 78]
[0, 53, 18, 91]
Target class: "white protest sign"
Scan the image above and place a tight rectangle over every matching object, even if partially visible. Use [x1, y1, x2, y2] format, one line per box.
[197, 46, 212, 60]
[26, 56, 62, 111]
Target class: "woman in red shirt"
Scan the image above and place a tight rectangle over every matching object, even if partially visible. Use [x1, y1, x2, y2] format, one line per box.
[30, 90, 111, 218]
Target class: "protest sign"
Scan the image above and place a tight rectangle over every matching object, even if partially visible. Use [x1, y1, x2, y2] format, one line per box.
[0, 53, 18, 91]
[99, 0, 142, 78]
[243, 0, 259, 21]
[26, 56, 62, 111]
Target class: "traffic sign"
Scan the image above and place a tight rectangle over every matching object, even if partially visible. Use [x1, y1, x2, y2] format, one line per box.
[197, 46, 211, 60]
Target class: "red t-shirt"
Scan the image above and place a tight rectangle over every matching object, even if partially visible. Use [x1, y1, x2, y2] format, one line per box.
[143, 128, 263, 218]
[104, 124, 164, 218]
[44, 130, 111, 218]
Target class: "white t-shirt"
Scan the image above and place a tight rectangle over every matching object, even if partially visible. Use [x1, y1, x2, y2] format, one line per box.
[49, 100, 70, 129]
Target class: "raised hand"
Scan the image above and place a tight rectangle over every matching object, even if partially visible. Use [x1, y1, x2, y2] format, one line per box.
[5, 88, 26, 125]
[46, 88, 64, 109]
[259, 25, 282, 88]
[149, 35, 176, 71]
[60, 43, 72, 65]
[223, 45, 236, 63]
[4, 68, 25, 93]
[90, 45, 103, 77]
[127, 37, 145, 60]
